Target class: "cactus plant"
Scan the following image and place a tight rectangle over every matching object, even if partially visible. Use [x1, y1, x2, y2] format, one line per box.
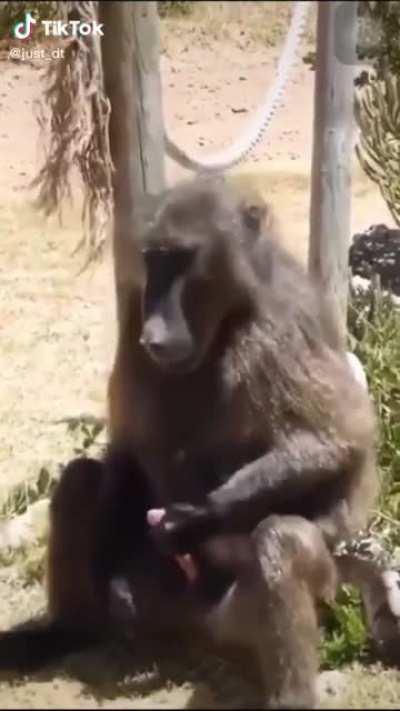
[355, 74, 400, 226]
[355, 2, 400, 226]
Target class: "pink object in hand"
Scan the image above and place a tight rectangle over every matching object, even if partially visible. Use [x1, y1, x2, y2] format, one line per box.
[147, 508, 199, 583]
[147, 508, 166, 527]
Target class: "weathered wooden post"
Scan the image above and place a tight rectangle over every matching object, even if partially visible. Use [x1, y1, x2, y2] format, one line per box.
[100, 1, 166, 324]
[308, 1, 358, 348]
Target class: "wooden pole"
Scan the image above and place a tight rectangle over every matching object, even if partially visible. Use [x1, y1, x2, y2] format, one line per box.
[100, 1, 166, 324]
[132, 2, 166, 195]
[308, 1, 358, 348]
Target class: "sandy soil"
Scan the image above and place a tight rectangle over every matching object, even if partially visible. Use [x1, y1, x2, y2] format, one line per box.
[0, 3, 399, 708]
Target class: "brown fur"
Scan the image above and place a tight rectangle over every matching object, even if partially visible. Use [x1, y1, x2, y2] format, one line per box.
[103, 176, 377, 706]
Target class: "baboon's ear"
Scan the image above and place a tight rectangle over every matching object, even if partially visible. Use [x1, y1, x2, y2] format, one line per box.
[241, 201, 268, 235]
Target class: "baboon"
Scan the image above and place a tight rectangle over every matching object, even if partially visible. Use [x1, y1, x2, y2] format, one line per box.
[0, 176, 377, 709]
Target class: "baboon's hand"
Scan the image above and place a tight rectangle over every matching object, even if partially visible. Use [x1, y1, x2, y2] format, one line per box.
[148, 503, 218, 554]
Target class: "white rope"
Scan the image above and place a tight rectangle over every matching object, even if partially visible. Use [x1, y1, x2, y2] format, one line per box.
[165, 0, 312, 172]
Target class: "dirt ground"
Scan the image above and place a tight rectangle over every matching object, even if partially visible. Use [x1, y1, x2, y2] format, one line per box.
[0, 3, 399, 708]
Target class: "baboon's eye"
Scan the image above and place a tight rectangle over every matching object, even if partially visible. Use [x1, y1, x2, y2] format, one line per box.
[141, 246, 196, 288]
[241, 203, 268, 234]
[142, 246, 195, 271]
[170, 247, 196, 271]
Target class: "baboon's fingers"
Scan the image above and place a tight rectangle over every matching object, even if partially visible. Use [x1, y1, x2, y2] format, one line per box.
[147, 508, 199, 582]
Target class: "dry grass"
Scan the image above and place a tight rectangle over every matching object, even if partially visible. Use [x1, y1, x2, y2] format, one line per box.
[320, 665, 400, 709]
[161, 0, 316, 55]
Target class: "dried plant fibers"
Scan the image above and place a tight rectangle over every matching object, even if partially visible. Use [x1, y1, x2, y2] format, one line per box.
[31, 0, 113, 263]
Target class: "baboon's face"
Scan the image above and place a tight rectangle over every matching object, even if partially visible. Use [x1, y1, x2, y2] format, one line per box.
[139, 179, 265, 374]
[139, 240, 225, 374]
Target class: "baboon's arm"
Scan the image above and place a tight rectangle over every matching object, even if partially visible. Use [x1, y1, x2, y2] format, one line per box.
[154, 431, 352, 553]
[208, 432, 351, 526]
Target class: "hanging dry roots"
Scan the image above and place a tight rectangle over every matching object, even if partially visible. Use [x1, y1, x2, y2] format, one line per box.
[31, 0, 114, 264]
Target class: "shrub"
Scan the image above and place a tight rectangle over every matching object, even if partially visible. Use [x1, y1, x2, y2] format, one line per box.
[157, 1, 193, 18]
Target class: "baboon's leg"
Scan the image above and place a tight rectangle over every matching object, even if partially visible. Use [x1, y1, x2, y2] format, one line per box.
[206, 515, 338, 710]
[47, 457, 107, 627]
[0, 458, 109, 671]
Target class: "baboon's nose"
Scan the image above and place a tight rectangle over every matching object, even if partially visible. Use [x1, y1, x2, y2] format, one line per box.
[140, 330, 167, 353]
[153, 340, 192, 362]
[147, 339, 169, 357]
[141, 332, 193, 366]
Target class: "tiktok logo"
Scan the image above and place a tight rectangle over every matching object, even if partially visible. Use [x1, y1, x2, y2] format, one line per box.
[13, 12, 37, 40]
[11, 12, 103, 40]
